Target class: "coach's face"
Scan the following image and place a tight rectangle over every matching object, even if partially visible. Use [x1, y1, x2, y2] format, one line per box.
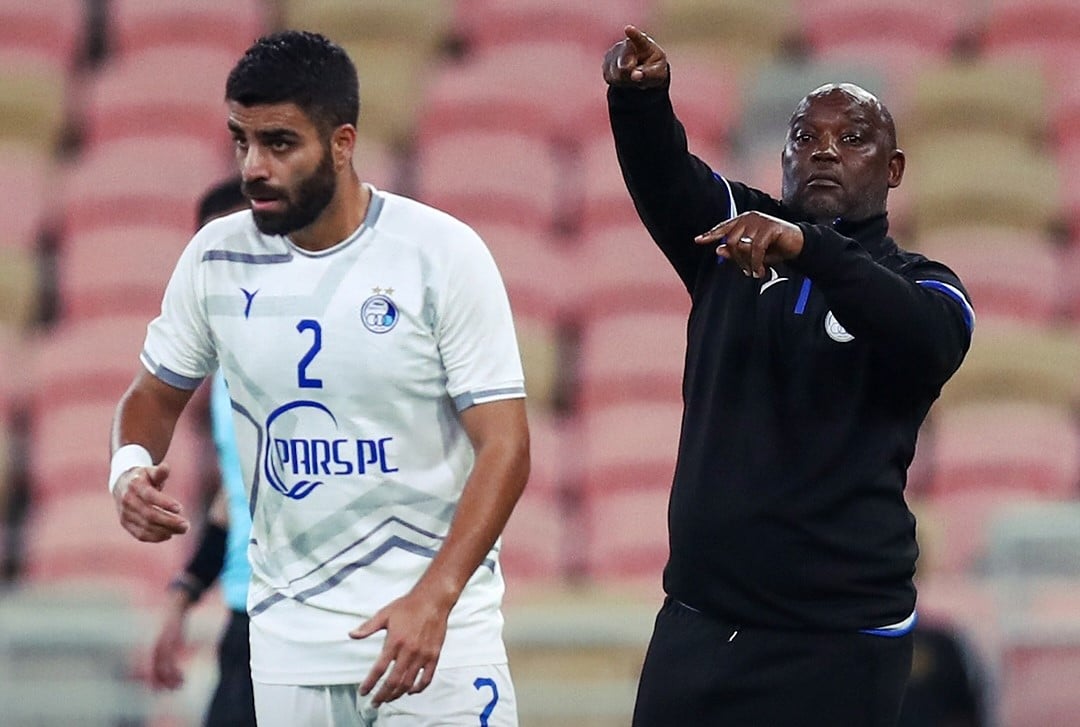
[228, 101, 337, 236]
[780, 85, 904, 224]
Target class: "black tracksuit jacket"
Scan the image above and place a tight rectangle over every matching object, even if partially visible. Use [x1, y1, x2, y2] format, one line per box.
[608, 80, 974, 632]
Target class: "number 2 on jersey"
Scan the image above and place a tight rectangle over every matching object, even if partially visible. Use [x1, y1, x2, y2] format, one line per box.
[296, 319, 323, 389]
[473, 677, 499, 726]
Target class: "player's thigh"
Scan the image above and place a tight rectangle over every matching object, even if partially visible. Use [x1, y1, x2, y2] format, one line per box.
[380, 663, 517, 727]
[253, 682, 374, 727]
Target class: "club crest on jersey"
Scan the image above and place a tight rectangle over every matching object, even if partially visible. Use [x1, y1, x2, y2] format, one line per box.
[824, 311, 855, 343]
[264, 400, 398, 500]
[361, 293, 398, 333]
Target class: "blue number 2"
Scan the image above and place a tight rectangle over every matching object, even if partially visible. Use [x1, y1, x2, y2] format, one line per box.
[473, 677, 498, 727]
[296, 319, 323, 389]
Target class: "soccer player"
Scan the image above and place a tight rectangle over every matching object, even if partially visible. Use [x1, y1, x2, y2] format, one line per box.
[603, 26, 974, 726]
[149, 177, 256, 726]
[110, 31, 528, 726]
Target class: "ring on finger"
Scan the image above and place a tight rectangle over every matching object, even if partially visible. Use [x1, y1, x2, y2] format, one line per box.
[738, 235, 753, 244]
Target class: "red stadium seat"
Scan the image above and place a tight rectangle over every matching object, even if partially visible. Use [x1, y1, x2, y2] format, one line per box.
[61, 137, 230, 237]
[499, 409, 572, 582]
[0, 0, 85, 70]
[417, 42, 604, 145]
[574, 399, 682, 579]
[413, 129, 562, 231]
[79, 45, 237, 151]
[106, 0, 268, 58]
[59, 225, 190, 322]
[929, 400, 1080, 498]
[0, 141, 58, 252]
[454, 0, 648, 52]
[978, 0, 1080, 69]
[31, 315, 150, 410]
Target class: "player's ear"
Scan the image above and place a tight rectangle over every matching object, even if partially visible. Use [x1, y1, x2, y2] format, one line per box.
[330, 124, 357, 171]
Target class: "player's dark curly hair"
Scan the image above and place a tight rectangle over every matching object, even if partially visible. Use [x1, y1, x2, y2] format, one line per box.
[226, 30, 359, 133]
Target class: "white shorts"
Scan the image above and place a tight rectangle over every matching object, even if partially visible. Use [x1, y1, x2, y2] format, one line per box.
[253, 663, 517, 727]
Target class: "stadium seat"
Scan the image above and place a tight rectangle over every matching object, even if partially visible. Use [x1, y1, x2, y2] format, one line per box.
[0, 141, 58, 252]
[20, 491, 186, 604]
[900, 59, 1048, 146]
[574, 223, 691, 317]
[916, 489, 1054, 577]
[30, 314, 150, 410]
[576, 399, 683, 579]
[105, 0, 268, 58]
[0, 48, 71, 152]
[999, 637, 1080, 727]
[904, 132, 1061, 237]
[78, 44, 237, 152]
[353, 134, 400, 193]
[417, 42, 604, 145]
[651, 0, 797, 74]
[978, 0, 1080, 69]
[282, 0, 452, 51]
[60, 136, 230, 237]
[928, 399, 1080, 498]
[453, 0, 649, 53]
[0, 246, 40, 333]
[935, 318, 1080, 408]
[413, 129, 562, 231]
[796, 0, 968, 87]
[27, 396, 202, 508]
[577, 400, 682, 494]
[915, 228, 1065, 323]
[470, 221, 570, 322]
[574, 134, 649, 234]
[499, 408, 572, 582]
[340, 39, 433, 149]
[58, 225, 190, 322]
[0, 0, 86, 71]
[575, 309, 687, 411]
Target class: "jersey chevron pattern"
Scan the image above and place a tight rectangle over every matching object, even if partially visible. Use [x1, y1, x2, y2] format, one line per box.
[142, 187, 525, 684]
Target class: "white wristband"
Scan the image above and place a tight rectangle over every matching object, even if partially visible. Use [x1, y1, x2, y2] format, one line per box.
[109, 444, 153, 494]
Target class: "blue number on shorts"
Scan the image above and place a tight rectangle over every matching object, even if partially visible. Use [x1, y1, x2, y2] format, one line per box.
[473, 677, 498, 726]
[296, 319, 323, 389]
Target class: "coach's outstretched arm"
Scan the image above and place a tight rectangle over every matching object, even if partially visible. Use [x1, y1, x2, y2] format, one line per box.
[110, 369, 194, 542]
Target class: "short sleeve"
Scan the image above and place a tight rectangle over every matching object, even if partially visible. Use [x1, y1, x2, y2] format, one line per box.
[140, 238, 217, 389]
[435, 228, 526, 411]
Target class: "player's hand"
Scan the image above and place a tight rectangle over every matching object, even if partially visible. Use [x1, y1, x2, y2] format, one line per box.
[150, 604, 187, 690]
[695, 211, 805, 279]
[350, 588, 451, 707]
[113, 463, 189, 542]
[602, 25, 669, 88]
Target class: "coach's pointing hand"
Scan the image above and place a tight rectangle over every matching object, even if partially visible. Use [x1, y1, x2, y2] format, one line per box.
[603, 25, 669, 88]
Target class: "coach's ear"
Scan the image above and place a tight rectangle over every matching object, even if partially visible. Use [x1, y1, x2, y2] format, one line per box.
[331, 124, 357, 171]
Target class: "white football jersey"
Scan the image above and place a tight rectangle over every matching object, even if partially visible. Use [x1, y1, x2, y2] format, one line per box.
[142, 187, 526, 685]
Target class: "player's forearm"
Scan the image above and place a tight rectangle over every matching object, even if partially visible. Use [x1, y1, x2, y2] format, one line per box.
[111, 370, 193, 461]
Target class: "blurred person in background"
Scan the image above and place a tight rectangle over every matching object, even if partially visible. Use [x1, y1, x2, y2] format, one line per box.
[109, 30, 528, 727]
[603, 25, 974, 727]
[149, 176, 256, 727]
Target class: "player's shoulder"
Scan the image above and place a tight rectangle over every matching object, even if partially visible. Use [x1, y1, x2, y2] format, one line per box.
[374, 189, 485, 252]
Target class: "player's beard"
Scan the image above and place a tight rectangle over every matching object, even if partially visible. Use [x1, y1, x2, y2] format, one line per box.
[247, 147, 337, 236]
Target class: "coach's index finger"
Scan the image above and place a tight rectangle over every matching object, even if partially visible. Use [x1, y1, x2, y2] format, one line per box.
[604, 24, 668, 88]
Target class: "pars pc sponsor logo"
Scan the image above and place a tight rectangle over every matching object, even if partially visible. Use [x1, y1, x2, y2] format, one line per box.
[264, 400, 398, 500]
